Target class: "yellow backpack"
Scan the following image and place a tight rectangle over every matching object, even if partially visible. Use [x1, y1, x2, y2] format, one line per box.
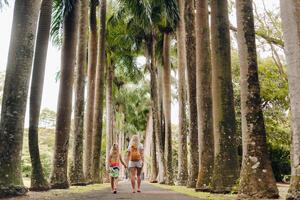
[130, 145, 141, 161]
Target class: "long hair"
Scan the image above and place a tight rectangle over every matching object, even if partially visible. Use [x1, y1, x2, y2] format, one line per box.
[129, 135, 140, 148]
[110, 143, 119, 156]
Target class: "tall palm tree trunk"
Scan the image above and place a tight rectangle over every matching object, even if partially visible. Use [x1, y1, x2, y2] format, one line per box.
[280, 1, 300, 199]
[28, 0, 53, 192]
[84, 0, 98, 183]
[92, 0, 106, 183]
[158, 63, 165, 153]
[105, 58, 114, 172]
[195, 0, 214, 191]
[0, 0, 41, 197]
[184, 0, 199, 188]
[69, 0, 88, 186]
[236, 0, 279, 198]
[176, 0, 188, 186]
[50, 2, 80, 189]
[147, 35, 166, 184]
[210, 0, 239, 193]
[162, 32, 173, 185]
[148, 111, 158, 183]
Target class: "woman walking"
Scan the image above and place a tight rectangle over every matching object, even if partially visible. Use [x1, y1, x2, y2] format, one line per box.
[126, 135, 144, 193]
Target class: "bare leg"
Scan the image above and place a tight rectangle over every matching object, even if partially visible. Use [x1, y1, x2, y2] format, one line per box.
[130, 168, 137, 192]
[111, 177, 114, 191]
[114, 177, 118, 190]
[137, 167, 142, 192]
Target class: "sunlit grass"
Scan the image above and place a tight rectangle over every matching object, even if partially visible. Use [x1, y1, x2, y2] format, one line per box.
[152, 183, 235, 200]
[152, 182, 290, 200]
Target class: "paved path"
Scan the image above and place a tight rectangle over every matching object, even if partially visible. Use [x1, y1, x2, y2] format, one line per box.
[8, 182, 201, 200]
[87, 182, 200, 200]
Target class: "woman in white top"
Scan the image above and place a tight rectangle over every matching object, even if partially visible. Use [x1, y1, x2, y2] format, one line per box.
[126, 135, 144, 193]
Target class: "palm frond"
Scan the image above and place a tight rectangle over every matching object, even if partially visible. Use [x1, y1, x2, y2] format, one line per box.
[50, 0, 78, 47]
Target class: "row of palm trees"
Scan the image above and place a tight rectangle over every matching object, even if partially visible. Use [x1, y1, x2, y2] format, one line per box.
[0, 0, 300, 199]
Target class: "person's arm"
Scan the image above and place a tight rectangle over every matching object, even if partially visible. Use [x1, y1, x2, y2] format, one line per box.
[120, 155, 127, 168]
[140, 148, 144, 167]
[125, 150, 130, 165]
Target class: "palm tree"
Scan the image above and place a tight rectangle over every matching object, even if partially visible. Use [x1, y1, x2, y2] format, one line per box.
[92, 0, 107, 183]
[105, 54, 114, 175]
[69, 0, 88, 186]
[176, 0, 188, 186]
[162, 31, 174, 185]
[280, 1, 300, 199]
[84, 0, 98, 184]
[184, 0, 198, 188]
[210, 0, 239, 193]
[28, 0, 53, 191]
[236, 0, 279, 198]
[50, 0, 80, 189]
[195, 0, 214, 191]
[112, 0, 178, 184]
[0, 0, 41, 197]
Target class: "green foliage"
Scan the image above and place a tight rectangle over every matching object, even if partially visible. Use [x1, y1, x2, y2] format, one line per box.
[40, 108, 56, 128]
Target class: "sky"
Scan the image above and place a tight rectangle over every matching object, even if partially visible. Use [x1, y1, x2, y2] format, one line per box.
[0, 0, 280, 126]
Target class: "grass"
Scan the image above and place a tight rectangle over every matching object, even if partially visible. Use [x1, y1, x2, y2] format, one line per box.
[152, 183, 290, 200]
[10, 183, 110, 200]
[152, 184, 236, 200]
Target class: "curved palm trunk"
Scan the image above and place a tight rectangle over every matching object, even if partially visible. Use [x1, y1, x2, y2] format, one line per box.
[210, 0, 239, 193]
[147, 35, 166, 184]
[28, 0, 53, 191]
[0, 0, 41, 197]
[84, 0, 98, 183]
[92, 0, 106, 183]
[236, 0, 279, 198]
[162, 32, 173, 185]
[176, 0, 188, 186]
[105, 58, 114, 172]
[280, 1, 300, 200]
[195, 0, 214, 191]
[184, 0, 199, 188]
[50, 2, 79, 189]
[69, 0, 89, 186]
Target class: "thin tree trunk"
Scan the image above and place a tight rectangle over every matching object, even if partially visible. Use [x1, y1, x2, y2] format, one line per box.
[84, 0, 98, 184]
[162, 32, 174, 185]
[210, 0, 239, 193]
[28, 0, 52, 192]
[195, 0, 214, 191]
[280, 1, 300, 200]
[184, 0, 199, 188]
[176, 0, 188, 186]
[0, 0, 41, 197]
[147, 111, 158, 183]
[147, 35, 166, 184]
[158, 63, 165, 153]
[92, 0, 106, 183]
[105, 58, 114, 172]
[50, 2, 79, 189]
[69, 0, 88, 186]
